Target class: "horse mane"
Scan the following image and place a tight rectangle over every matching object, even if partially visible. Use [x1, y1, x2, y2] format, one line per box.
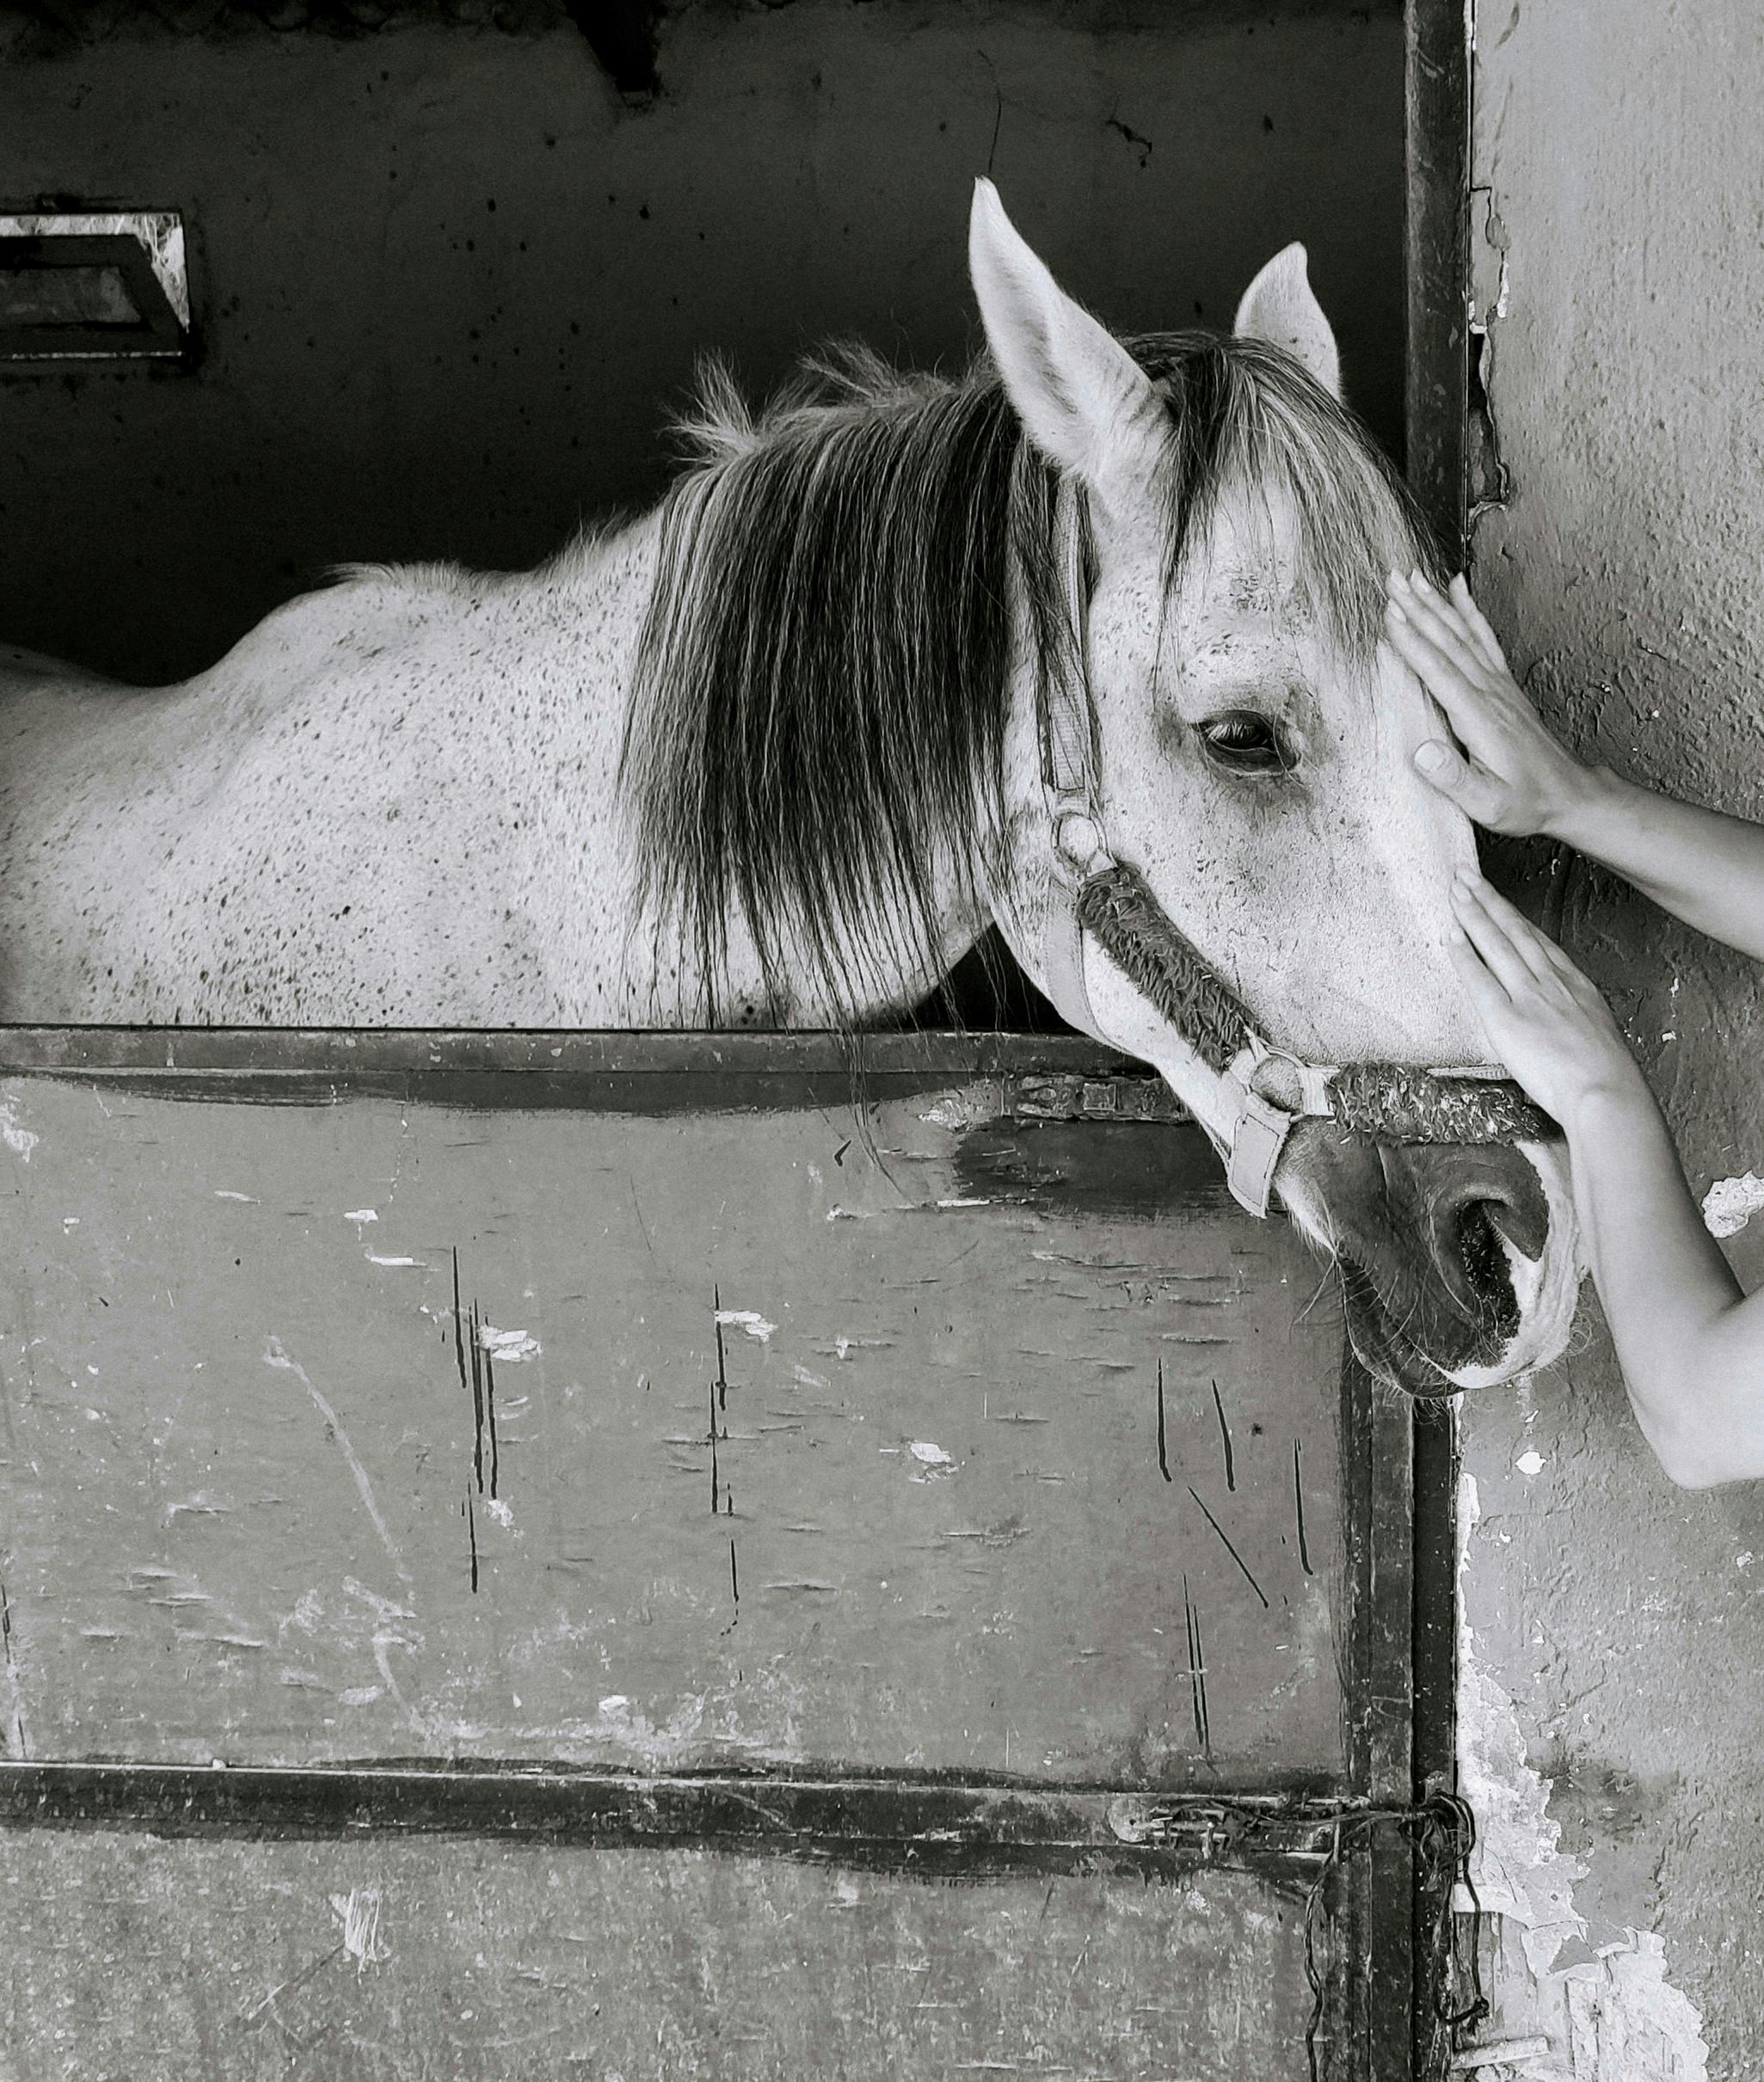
[624, 332, 1438, 1023]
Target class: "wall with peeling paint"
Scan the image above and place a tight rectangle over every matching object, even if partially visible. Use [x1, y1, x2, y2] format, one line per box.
[0, 0, 1403, 685]
[1462, 3, 1764, 2074]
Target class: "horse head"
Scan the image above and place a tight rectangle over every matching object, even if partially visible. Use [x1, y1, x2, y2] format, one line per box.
[968, 181, 1580, 1396]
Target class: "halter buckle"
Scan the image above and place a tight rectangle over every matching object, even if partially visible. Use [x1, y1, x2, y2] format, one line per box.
[1225, 1086, 1294, 1219]
[1221, 1042, 1338, 1219]
[1236, 1035, 1339, 1120]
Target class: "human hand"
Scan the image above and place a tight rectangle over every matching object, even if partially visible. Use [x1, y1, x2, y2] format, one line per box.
[1385, 569, 1595, 839]
[1447, 871, 1645, 1131]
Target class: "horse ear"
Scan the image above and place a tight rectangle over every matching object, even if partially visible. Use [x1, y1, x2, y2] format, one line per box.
[1232, 243, 1342, 399]
[968, 178, 1163, 516]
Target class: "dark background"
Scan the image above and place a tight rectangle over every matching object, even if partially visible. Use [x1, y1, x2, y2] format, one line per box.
[0, 0, 1404, 685]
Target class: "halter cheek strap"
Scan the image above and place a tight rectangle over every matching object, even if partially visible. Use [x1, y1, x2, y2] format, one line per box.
[1037, 483, 1556, 1219]
[1037, 487, 1314, 1206]
[1036, 500, 1111, 1046]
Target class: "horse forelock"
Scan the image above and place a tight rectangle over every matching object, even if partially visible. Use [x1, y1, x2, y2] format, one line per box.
[1137, 332, 1445, 661]
[624, 333, 1436, 1023]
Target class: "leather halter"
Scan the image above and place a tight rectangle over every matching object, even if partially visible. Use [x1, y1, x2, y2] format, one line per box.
[1035, 484, 1554, 1219]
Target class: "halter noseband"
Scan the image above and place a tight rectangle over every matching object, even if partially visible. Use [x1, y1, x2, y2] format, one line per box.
[1036, 487, 1556, 1218]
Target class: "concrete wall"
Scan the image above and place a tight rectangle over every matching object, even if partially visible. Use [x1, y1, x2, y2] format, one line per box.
[0, 0, 1402, 686]
[1461, 3, 1764, 2074]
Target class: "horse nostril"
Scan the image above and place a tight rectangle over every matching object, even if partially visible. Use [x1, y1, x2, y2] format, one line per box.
[1296, 1131, 1556, 1386]
[1454, 1199, 1521, 1342]
[1482, 1181, 1550, 1264]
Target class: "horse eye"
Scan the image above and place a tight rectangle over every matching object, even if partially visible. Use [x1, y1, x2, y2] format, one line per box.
[1196, 709, 1298, 777]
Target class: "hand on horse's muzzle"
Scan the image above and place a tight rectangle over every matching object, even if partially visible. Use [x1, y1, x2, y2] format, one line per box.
[1294, 1127, 1552, 1395]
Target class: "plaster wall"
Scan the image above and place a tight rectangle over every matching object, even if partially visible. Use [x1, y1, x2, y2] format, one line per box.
[1462, 3, 1764, 2073]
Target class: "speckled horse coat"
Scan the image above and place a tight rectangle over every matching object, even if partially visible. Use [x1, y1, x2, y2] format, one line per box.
[0, 184, 1582, 1391]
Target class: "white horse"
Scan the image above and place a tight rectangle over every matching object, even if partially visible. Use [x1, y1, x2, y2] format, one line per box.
[0, 182, 1579, 1394]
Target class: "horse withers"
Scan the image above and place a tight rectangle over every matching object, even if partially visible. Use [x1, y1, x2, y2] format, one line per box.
[0, 182, 1580, 1397]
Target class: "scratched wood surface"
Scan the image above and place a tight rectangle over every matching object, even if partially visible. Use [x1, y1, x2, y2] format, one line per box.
[0, 1831, 1318, 2081]
[0, 1063, 1346, 1787]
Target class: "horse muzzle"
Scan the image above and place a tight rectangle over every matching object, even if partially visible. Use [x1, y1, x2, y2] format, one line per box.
[1287, 1125, 1578, 1397]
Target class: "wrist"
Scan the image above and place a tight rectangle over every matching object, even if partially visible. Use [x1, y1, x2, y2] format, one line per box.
[1558, 1060, 1658, 1145]
[1538, 760, 1633, 851]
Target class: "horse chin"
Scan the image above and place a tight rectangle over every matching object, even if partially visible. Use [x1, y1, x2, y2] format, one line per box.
[1332, 1260, 1466, 1398]
[1279, 1131, 1583, 1400]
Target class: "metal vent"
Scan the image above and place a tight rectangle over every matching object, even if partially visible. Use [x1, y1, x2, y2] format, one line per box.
[0, 212, 190, 364]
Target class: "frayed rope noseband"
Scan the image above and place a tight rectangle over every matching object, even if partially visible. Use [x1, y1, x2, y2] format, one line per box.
[1037, 489, 1557, 1217]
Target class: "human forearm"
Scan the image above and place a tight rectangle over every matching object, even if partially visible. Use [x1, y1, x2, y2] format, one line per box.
[1565, 1078, 1761, 1486]
[1548, 768, 1764, 961]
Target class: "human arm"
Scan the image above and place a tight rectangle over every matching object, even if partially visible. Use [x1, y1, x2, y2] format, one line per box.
[1449, 872, 1764, 1489]
[1386, 570, 1764, 962]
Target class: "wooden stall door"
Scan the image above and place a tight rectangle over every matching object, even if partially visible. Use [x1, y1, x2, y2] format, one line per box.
[0, 1035, 1419, 2079]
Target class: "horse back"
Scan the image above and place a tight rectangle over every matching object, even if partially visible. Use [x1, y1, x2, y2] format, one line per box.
[0, 544, 649, 1023]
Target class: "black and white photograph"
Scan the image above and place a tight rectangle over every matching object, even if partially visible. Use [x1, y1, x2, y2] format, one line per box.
[0, 2, 1757, 2076]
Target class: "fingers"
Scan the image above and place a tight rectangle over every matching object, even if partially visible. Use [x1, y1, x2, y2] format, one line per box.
[1389, 570, 1488, 687]
[1445, 921, 1503, 1003]
[1447, 573, 1510, 676]
[1412, 736, 1467, 789]
[1533, 926, 1608, 1014]
[1450, 875, 1543, 997]
[1385, 606, 1489, 729]
[1391, 570, 1490, 658]
[1458, 871, 1620, 1012]
[1538, 933, 1594, 988]
[1444, 929, 1512, 1055]
[1456, 872, 1552, 962]
[1383, 600, 1473, 691]
[1411, 738, 1512, 826]
[1395, 569, 1484, 668]
[1384, 588, 1506, 759]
